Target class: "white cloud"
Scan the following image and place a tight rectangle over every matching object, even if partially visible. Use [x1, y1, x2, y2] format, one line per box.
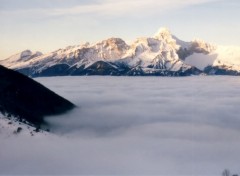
[1, 76, 239, 175]
[49, 0, 221, 17]
[0, 0, 220, 18]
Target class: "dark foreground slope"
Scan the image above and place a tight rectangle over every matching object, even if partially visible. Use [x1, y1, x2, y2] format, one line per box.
[0, 65, 75, 126]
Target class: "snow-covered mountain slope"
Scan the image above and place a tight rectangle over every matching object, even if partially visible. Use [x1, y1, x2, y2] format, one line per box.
[1, 27, 240, 76]
[0, 50, 42, 68]
[0, 114, 49, 137]
[185, 45, 240, 74]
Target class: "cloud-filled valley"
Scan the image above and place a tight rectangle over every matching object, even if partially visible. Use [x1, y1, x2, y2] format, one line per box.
[0, 76, 240, 175]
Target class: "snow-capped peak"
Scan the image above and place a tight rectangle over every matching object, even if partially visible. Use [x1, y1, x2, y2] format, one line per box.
[154, 27, 172, 40]
[96, 38, 129, 51]
[19, 50, 42, 59]
[91, 37, 129, 61]
[0, 50, 43, 68]
[2, 27, 240, 76]
[153, 27, 180, 51]
[20, 50, 32, 58]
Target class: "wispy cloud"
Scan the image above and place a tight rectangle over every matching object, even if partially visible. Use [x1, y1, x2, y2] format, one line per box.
[0, 0, 220, 18]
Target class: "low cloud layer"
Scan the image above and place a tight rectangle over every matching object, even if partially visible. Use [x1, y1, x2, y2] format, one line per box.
[0, 76, 240, 175]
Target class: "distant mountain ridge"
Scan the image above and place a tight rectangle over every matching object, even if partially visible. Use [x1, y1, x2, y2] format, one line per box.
[1, 27, 240, 76]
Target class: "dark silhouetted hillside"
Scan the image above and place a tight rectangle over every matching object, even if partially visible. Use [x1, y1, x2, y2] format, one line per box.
[0, 65, 75, 126]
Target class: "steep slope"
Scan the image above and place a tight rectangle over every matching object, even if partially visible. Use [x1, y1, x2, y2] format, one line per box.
[118, 28, 194, 74]
[2, 38, 130, 77]
[0, 50, 42, 68]
[185, 45, 240, 75]
[2, 27, 240, 76]
[0, 65, 75, 126]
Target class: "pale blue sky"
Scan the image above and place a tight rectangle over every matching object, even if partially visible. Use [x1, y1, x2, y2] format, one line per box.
[0, 0, 239, 59]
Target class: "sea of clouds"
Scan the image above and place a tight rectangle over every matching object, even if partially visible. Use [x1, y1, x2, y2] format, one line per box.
[0, 76, 240, 175]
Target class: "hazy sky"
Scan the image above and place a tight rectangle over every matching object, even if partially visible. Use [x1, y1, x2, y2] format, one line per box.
[0, 0, 239, 59]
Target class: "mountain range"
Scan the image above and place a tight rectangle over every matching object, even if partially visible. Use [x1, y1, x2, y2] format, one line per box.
[1, 28, 240, 77]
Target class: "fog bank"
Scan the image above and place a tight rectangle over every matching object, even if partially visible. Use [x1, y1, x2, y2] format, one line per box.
[0, 76, 240, 175]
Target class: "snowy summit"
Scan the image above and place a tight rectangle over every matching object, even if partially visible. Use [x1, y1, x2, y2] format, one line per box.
[1, 27, 240, 77]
